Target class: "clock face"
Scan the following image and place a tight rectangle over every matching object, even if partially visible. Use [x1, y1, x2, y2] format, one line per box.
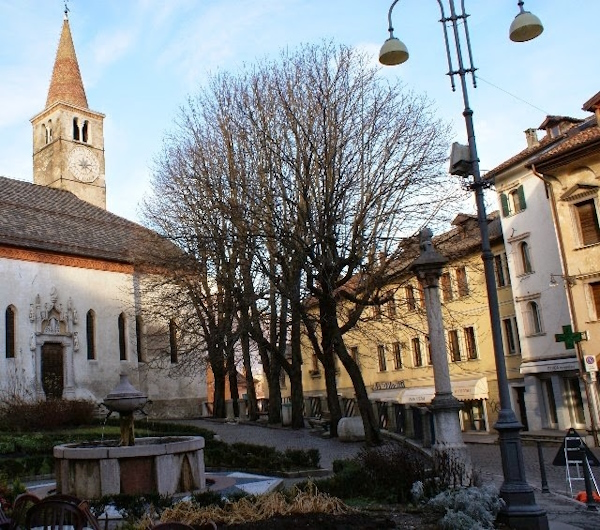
[68, 146, 100, 183]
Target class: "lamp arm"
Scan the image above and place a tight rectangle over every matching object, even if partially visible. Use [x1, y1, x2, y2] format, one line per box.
[386, 0, 400, 38]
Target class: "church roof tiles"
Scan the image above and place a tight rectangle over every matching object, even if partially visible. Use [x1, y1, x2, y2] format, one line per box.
[0, 177, 146, 264]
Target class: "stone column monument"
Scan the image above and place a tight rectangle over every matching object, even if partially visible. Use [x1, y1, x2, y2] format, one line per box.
[410, 228, 472, 486]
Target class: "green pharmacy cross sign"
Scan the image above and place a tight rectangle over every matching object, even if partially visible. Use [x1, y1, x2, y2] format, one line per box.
[555, 325, 585, 350]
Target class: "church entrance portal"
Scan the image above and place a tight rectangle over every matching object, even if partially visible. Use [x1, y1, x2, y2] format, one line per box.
[41, 343, 64, 399]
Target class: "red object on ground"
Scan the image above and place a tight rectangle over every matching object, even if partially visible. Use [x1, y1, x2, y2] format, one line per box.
[575, 491, 600, 502]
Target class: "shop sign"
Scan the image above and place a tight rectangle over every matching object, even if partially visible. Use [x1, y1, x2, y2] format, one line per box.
[372, 380, 405, 391]
[584, 355, 599, 373]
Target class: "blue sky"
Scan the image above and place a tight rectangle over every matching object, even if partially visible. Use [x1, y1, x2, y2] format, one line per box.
[0, 0, 596, 222]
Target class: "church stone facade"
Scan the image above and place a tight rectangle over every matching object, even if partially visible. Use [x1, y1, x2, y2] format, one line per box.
[0, 15, 204, 418]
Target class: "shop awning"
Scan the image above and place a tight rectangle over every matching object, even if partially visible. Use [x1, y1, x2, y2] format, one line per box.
[520, 357, 579, 375]
[395, 378, 489, 404]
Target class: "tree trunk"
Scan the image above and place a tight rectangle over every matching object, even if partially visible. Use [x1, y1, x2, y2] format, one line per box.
[226, 341, 240, 418]
[211, 351, 227, 418]
[240, 310, 259, 421]
[268, 354, 283, 424]
[289, 304, 305, 428]
[318, 295, 343, 438]
[336, 341, 382, 445]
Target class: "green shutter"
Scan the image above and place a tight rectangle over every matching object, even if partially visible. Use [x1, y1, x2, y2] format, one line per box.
[500, 193, 510, 217]
[517, 185, 526, 211]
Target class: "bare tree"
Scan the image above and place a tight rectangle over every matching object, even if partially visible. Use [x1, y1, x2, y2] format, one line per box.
[142, 42, 462, 441]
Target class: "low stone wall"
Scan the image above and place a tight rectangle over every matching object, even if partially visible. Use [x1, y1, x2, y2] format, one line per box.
[54, 436, 206, 499]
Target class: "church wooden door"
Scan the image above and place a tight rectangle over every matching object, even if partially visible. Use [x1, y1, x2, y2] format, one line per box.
[41, 343, 64, 399]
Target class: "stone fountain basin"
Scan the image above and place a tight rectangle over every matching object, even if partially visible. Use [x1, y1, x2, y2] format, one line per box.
[54, 436, 206, 499]
[103, 396, 148, 413]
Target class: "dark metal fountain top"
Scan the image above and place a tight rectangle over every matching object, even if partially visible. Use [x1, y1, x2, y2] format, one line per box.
[103, 373, 148, 414]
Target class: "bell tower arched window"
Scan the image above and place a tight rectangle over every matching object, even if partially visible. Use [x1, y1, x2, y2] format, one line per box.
[82, 120, 89, 143]
[73, 117, 80, 141]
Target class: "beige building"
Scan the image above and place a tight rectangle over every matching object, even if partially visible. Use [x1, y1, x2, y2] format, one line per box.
[301, 213, 520, 439]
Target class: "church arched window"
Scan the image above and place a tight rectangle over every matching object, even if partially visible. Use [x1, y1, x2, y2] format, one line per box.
[42, 124, 48, 145]
[73, 117, 80, 141]
[5, 306, 15, 359]
[86, 310, 96, 360]
[169, 319, 178, 364]
[118, 313, 127, 361]
[82, 120, 89, 143]
[135, 315, 145, 362]
[47, 120, 53, 142]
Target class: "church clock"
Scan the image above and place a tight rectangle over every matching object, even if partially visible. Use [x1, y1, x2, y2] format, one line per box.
[68, 146, 100, 183]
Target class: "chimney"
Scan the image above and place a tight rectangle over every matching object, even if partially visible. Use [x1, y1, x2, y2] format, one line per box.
[525, 128, 539, 148]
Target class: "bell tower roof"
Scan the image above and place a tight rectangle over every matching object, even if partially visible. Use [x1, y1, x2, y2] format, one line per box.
[46, 13, 88, 109]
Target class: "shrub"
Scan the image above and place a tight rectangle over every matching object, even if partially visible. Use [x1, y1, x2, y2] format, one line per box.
[428, 484, 505, 529]
[89, 493, 173, 521]
[313, 442, 434, 504]
[357, 443, 434, 503]
[0, 399, 96, 431]
[204, 440, 320, 472]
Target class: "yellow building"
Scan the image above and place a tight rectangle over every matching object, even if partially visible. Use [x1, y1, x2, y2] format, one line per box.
[301, 213, 521, 437]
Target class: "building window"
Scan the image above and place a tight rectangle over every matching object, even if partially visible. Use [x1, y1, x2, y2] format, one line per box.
[135, 315, 144, 362]
[456, 266, 469, 297]
[523, 301, 543, 335]
[377, 344, 387, 371]
[82, 120, 89, 143]
[86, 310, 95, 360]
[350, 346, 359, 366]
[393, 342, 402, 369]
[464, 326, 478, 360]
[519, 241, 533, 275]
[411, 337, 423, 366]
[501, 185, 526, 217]
[118, 313, 127, 360]
[589, 282, 600, 320]
[311, 352, 319, 373]
[169, 319, 178, 363]
[502, 317, 520, 355]
[426, 338, 432, 365]
[373, 304, 382, 320]
[441, 272, 453, 302]
[5, 306, 15, 359]
[406, 285, 416, 311]
[448, 330, 461, 362]
[416, 279, 425, 308]
[542, 379, 558, 427]
[387, 295, 397, 318]
[412, 337, 423, 367]
[494, 252, 510, 287]
[574, 199, 600, 246]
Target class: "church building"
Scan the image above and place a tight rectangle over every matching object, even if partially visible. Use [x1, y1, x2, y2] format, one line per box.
[0, 14, 204, 418]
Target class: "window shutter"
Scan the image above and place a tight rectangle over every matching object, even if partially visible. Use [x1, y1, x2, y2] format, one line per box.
[500, 193, 510, 217]
[591, 282, 600, 319]
[576, 200, 600, 246]
[517, 185, 527, 211]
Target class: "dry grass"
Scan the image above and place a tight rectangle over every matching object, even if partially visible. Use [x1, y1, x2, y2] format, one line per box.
[154, 484, 353, 527]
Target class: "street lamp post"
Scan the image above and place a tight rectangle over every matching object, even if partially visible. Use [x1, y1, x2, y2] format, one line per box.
[379, 2, 548, 529]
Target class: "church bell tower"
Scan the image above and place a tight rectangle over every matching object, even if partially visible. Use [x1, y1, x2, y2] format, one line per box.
[31, 11, 106, 209]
